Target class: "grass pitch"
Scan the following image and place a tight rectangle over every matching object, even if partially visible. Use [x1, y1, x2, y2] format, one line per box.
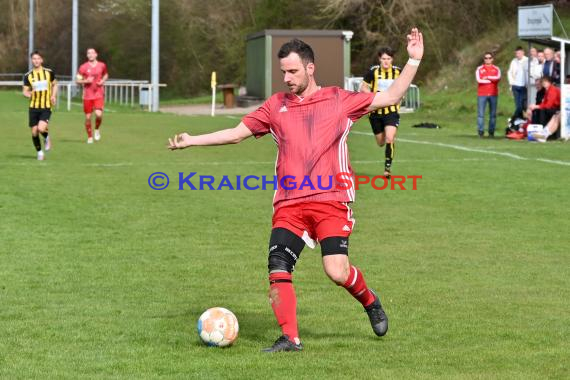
[1, 90, 569, 379]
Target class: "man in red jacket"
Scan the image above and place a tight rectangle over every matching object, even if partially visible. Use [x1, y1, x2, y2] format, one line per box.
[528, 76, 560, 126]
[475, 52, 501, 137]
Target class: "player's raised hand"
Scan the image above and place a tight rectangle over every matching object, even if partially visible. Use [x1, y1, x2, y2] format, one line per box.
[168, 132, 192, 150]
[406, 28, 424, 60]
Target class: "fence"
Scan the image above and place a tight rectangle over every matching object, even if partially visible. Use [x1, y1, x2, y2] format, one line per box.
[0, 76, 165, 111]
[344, 77, 420, 112]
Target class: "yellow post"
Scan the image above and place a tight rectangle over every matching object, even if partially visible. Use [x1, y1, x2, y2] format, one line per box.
[211, 71, 217, 117]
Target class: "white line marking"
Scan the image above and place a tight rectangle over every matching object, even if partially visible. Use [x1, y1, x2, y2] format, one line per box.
[0, 158, 498, 167]
[351, 130, 570, 167]
[536, 158, 570, 166]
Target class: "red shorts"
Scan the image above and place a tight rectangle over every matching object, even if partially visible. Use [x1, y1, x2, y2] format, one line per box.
[272, 201, 355, 244]
[83, 98, 104, 114]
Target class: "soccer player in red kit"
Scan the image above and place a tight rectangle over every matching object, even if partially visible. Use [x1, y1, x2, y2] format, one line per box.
[169, 29, 424, 352]
[76, 48, 108, 144]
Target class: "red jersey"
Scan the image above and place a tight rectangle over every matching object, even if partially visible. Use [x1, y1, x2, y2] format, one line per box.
[537, 85, 560, 110]
[475, 64, 501, 96]
[242, 87, 375, 209]
[78, 61, 108, 100]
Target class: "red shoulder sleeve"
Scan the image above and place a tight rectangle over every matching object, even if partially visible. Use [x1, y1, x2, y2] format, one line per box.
[339, 88, 375, 122]
[241, 95, 276, 139]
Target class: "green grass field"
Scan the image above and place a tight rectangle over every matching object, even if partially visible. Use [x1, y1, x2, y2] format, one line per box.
[1, 89, 569, 379]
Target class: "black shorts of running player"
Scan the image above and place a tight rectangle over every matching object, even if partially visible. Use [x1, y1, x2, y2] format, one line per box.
[29, 109, 52, 127]
[369, 113, 400, 135]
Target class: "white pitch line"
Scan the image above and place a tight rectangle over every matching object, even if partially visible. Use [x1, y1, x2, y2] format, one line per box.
[0, 158, 493, 167]
[536, 158, 570, 166]
[351, 130, 570, 167]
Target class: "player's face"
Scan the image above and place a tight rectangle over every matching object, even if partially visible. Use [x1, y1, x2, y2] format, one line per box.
[87, 49, 98, 62]
[515, 50, 524, 60]
[31, 54, 43, 68]
[280, 53, 314, 95]
[538, 52, 545, 63]
[379, 53, 393, 69]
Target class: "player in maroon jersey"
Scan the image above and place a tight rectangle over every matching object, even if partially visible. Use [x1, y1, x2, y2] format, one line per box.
[168, 28, 424, 352]
[76, 48, 108, 144]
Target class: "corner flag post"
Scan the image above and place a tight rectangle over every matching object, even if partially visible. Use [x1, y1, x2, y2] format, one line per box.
[211, 71, 217, 117]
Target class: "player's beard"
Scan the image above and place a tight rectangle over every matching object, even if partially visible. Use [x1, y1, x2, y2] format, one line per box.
[290, 73, 309, 96]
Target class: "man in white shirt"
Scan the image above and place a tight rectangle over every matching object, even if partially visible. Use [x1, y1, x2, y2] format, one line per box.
[507, 46, 528, 120]
[529, 47, 543, 105]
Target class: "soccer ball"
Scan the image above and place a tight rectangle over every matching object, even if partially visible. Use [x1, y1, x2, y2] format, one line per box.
[197, 307, 239, 347]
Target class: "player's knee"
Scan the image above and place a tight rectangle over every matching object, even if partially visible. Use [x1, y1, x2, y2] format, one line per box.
[321, 237, 349, 284]
[267, 228, 304, 274]
[324, 264, 350, 285]
[268, 247, 296, 273]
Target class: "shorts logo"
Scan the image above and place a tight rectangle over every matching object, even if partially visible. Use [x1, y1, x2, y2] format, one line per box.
[340, 240, 348, 249]
[342, 225, 351, 232]
[279, 105, 288, 113]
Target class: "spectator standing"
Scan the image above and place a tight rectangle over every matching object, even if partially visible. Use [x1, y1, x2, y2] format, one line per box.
[475, 52, 501, 137]
[507, 46, 528, 120]
[529, 47, 542, 105]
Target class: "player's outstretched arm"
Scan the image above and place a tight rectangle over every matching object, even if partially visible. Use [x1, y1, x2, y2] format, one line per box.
[368, 28, 424, 111]
[168, 122, 253, 150]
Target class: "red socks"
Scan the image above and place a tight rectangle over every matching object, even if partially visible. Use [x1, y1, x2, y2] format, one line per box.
[268, 266, 374, 343]
[342, 265, 375, 307]
[95, 116, 102, 129]
[85, 120, 92, 138]
[269, 272, 299, 343]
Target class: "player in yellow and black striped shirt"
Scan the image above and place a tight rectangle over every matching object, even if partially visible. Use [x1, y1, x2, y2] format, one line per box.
[23, 50, 58, 160]
[360, 47, 401, 178]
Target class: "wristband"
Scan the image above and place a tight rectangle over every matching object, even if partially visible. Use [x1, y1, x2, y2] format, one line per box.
[407, 58, 421, 67]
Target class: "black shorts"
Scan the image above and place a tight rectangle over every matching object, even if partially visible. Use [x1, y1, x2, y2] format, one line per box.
[29, 109, 52, 127]
[369, 113, 399, 135]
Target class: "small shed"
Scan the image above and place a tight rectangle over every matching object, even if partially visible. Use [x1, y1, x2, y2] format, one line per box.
[246, 29, 354, 99]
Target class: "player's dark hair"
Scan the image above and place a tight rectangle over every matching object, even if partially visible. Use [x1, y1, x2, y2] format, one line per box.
[86, 47, 98, 53]
[542, 75, 553, 83]
[277, 39, 315, 66]
[30, 50, 42, 58]
[515, 46, 524, 52]
[377, 47, 395, 58]
[484, 51, 494, 58]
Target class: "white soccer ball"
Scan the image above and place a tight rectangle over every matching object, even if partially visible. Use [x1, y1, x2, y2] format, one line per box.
[197, 307, 239, 347]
